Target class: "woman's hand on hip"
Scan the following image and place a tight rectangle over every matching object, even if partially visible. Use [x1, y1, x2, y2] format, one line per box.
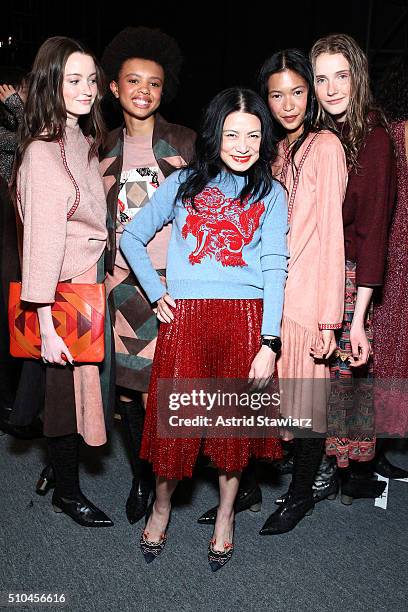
[155, 293, 176, 323]
[248, 346, 276, 390]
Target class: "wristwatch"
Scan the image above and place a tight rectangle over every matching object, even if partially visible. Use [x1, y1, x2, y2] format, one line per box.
[261, 336, 282, 353]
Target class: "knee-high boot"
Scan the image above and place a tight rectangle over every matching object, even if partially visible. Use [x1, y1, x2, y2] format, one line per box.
[260, 437, 324, 535]
[47, 433, 113, 527]
[118, 398, 153, 524]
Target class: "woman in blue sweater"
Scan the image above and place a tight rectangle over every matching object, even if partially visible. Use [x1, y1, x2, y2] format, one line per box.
[121, 88, 288, 570]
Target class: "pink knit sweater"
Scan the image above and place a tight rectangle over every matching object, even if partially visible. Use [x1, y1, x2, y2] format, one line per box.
[17, 124, 107, 303]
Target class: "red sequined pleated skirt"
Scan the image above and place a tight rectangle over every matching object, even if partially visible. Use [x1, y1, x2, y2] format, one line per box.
[140, 299, 282, 479]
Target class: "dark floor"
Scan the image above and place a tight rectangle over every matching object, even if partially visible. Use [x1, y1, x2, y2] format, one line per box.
[1, 424, 407, 612]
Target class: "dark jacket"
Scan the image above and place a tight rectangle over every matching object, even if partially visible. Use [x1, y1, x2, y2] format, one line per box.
[340, 113, 396, 286]
[100, 114, 196, 273]
[0, 93, 24, 182]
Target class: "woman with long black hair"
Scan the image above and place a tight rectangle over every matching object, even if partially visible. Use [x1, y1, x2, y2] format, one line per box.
[255, 49, 347, 533]
[121, 87, 288, 569]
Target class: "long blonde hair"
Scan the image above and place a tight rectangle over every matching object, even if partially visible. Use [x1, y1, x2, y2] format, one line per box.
[310, 33, 386, 169]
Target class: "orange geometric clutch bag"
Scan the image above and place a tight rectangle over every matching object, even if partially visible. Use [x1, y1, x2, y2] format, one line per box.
[8, 282, 106, 363]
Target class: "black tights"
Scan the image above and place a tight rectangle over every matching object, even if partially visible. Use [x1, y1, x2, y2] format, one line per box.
[47, 433, 80, 498]
[291, 438, 325, 499]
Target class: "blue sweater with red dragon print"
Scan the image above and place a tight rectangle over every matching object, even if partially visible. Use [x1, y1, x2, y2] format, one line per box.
[120, 170, 288, 336]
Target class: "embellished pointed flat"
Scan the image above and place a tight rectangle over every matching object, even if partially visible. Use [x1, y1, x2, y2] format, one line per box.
[208, 538, 234, 572]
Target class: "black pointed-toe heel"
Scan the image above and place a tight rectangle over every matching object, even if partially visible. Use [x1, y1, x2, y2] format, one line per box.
[52, 491, 114, 527]
[198, 485, 262, 525]
[36, 464, 56, 496]
[208, 538, 234, 572]
[126, 477, 152, 525]
[260, 494, 314, 535]
[140, 502, 170, 564]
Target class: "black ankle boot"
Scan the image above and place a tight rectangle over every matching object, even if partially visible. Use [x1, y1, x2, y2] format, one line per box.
[52, 490, 114, 527]
[35, 463, 56, 496]
[197, 484, 262, 525]
[340, 472, 386, 505]
[118, 397, 152, 524]
[373, 453, 408, 480]
[259, 492, 314, 535]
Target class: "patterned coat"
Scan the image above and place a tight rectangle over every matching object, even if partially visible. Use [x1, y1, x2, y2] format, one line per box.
[99, 114, 196, 274]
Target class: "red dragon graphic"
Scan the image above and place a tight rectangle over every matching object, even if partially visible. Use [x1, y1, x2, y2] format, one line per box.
[181, 187, 265, 267]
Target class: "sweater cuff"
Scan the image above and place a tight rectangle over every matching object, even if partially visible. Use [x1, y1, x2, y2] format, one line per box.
[146, 282, 167, 305]
[318, 322, 342, 330]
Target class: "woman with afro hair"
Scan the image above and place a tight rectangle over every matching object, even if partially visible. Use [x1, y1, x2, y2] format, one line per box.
[100, 27, 196, 525]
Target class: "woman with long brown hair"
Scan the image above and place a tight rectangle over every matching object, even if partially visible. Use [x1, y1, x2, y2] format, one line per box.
[10, 36, 114, 527]
[310, 33, 398, 503]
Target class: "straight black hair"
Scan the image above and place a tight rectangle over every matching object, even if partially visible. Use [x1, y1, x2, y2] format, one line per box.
[177, 87, 278, 205]
[258, 48, 319, 163]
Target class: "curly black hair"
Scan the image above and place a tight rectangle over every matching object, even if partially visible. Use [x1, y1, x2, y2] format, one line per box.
[101, 26, 182, 103]
[375, 53, 408, 122]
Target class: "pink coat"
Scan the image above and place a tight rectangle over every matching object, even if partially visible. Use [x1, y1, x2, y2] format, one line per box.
[274, 131, 347, 432]
[17, 124, 107, 303]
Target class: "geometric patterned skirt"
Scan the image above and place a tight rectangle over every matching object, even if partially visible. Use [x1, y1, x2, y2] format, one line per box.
[104, 263, 164, 393]
[326, 261, 376, 467]
[140, 299, 283, 480]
